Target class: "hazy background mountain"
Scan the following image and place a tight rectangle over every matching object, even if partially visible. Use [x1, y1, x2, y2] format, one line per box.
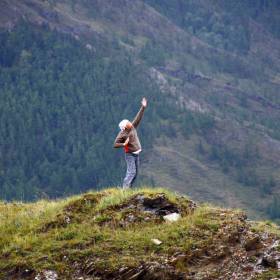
[0, 0, 280, 221]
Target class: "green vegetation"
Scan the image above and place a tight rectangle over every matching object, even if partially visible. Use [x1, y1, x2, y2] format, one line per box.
[0, 23, 214, 201]
[0, 187, 243, 278]
[144, 0, 250, 53]
[0, 0, 280, 223]
[254, 270, 280, 280]
[1, 187, 279, 279]
[267, 195, 280, 221]
[251, 220, 280, 237]
[144, 0, 280, 52]
[0, 189, 215, 277]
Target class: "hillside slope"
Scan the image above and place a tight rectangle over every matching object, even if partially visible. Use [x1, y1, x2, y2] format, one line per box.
[0, 0, 280, 220]
[1, 188, 280, 280]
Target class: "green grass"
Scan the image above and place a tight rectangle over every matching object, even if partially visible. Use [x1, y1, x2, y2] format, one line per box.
[251, 220, 280, 237]
[0, 187, 272, 278]
[254, 270, 280, 280]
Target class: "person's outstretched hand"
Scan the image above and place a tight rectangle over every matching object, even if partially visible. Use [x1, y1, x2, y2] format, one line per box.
[142, 97, 147, 108]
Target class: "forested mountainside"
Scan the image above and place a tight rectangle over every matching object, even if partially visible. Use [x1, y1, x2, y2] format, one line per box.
[0, 0, 280, 221]
[0, 22, 212, 199]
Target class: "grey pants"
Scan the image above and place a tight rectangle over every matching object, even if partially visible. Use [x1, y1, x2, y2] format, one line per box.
[123, 153, 140, 189]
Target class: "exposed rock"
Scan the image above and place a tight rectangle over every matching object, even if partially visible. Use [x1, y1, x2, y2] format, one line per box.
[261, 255, 278, 268]
[117, 262, 185, 280]
[142, 194, 179, 214]
[169, 254, 187, 265]
[34, 270, 58, 280]
[163, 213, 181, 222]
[151, 238, 162, 245]
[244, 235, 262, 251]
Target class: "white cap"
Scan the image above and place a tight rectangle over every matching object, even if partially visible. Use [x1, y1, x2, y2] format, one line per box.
[119, 119, 129, 131]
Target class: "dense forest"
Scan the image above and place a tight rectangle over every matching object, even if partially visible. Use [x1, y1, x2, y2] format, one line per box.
[144, 0, 280, 52]
[0, 23, 212, 201]
[0, 23, 161, 200]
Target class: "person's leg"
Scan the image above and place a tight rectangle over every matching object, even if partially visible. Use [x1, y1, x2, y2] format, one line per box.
[130, 154, 139, 187]
[122, 153, 137, 189]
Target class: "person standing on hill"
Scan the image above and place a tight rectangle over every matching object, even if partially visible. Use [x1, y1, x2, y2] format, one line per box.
[113, 97, 147, 189]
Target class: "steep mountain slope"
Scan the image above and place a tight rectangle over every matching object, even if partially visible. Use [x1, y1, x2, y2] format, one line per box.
[1, 188, 280, 280]
[0, 0, 280, 220]
[0, 22, 182, 199]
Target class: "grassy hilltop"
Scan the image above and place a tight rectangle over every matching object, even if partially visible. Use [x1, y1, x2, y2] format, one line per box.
[1, 187, 280, 280]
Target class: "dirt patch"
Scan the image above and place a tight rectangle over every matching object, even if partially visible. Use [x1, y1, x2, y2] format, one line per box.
[97, 193, 196, 227]
[3, 264, 35, 280]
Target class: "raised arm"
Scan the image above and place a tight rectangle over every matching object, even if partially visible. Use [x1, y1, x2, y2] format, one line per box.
[132, 97, 147, 128]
